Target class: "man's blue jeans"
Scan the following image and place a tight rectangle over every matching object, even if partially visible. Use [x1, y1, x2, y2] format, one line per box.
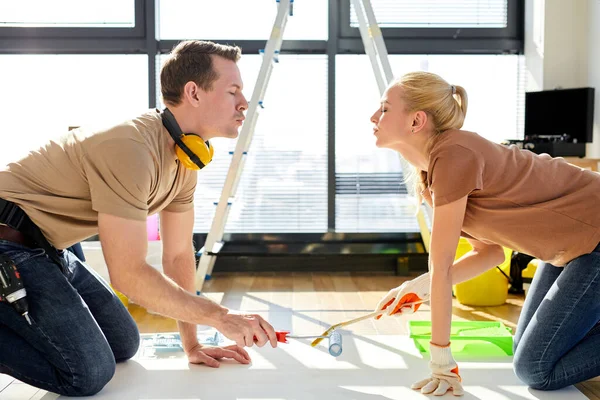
[0, 240, 140, 396]
[513, 243, 600, 390]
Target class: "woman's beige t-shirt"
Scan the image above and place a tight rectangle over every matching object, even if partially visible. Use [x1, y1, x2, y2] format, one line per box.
[0, 109, 197, 250]
[421, 129, 600, 266]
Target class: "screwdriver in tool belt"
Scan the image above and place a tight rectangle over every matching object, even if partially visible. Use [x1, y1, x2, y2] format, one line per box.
[0, 256, 32, 325]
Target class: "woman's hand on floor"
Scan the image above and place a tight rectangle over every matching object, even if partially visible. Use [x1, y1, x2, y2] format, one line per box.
[412, 342, 464, 396]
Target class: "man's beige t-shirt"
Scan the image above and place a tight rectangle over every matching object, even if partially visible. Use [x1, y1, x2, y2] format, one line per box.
[0, 109, 197, 250]
[422, 130, 600, 266]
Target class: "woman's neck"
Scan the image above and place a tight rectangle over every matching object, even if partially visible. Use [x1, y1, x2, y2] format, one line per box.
[391, 135, 432, 171]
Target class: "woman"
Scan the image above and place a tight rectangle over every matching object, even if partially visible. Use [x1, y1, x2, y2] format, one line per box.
[372, 71, 600, 396]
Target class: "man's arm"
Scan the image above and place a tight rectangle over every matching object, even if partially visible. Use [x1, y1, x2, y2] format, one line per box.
[98, 212, 278, 348]
[159, 208, 199, 352]
[98, 212, 227, 327]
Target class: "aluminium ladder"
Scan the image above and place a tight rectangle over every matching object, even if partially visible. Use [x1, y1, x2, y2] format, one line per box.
[195, 0, 293, 293]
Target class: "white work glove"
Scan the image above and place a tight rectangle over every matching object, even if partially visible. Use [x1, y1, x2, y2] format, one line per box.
[374, 272, 430, 319]
[412, 342, 464, 396]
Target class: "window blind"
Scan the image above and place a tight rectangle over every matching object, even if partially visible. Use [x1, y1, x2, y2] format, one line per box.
[350, 0, 508, 28]
[158, 0, 327, 40]
[0, 0, 135, 27]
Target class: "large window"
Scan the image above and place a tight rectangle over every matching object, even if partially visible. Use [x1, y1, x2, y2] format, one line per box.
[0, 55, 148, 165]
[335, 54, 525, 232]
[0, 0, 524, 236]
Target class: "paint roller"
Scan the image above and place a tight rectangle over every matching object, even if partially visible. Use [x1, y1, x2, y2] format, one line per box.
[255, 330, 344, 357]
[310, 299, 426, 347]
[258, 300, 425, 355]
[276, 330, 343, 357]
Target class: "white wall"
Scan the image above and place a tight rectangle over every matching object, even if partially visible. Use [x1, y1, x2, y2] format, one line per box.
[524, 0, 600, 156]
[524, 0, 544, 92]
[587, 0, 600, 157]
[542, 0, 589, 89]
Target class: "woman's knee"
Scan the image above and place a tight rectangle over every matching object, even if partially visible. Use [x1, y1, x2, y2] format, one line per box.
[513, 348, 567, 391]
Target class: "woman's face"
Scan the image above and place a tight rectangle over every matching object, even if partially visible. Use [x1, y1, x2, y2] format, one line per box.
[370, 85, 413, 149]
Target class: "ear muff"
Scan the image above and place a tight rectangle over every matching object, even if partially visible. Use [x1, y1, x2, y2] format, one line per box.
[161, 108, 214, 170]
[175, 135, 214, 170]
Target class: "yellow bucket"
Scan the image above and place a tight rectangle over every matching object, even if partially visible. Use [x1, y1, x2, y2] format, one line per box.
[452, 238, 512, 306]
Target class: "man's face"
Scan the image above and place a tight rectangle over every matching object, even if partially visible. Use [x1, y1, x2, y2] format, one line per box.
[196, 56, 248, 139]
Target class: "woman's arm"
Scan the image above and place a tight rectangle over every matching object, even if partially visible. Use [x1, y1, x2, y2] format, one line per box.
[450, 238, 506, 284]
[429, 194, 469, 346]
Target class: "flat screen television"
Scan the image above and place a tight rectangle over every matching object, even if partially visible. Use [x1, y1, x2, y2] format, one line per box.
[525, 87, 595, 143]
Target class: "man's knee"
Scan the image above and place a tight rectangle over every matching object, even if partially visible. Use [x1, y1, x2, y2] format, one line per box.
[62, 350, 116, 396]
[109, 307, 140, 362]
[115, 332, 140, 362]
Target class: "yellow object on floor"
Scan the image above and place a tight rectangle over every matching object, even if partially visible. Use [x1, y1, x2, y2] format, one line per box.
[523, 259, 539, 279]
[453, 238, 513, 306]
[110, 284, 129, 308]
[522, 258, 539, 296]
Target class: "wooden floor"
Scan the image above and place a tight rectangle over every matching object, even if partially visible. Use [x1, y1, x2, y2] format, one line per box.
[2, 271, 600, 399]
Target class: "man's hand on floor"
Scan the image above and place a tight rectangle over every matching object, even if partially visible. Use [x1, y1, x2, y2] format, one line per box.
[185, 343, 251, 368]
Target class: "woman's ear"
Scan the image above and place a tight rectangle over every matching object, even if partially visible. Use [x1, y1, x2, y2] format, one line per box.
[412, 111, 428, 132]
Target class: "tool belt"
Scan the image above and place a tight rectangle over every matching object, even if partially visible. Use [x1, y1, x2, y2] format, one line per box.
[0, 198, 62, 266]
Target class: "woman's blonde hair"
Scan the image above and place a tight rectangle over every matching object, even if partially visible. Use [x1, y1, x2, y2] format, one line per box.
[391, 71, 468, 205]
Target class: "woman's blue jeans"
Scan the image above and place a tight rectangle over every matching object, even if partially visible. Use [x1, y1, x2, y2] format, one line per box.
[513, 242, 600, 390]
[0, 240, 139, 396]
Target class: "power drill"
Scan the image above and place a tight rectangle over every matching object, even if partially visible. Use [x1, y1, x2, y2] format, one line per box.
[0, 255, 32, 325]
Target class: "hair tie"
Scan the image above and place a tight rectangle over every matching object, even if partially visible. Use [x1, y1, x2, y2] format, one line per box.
[451, 85, 456, 95]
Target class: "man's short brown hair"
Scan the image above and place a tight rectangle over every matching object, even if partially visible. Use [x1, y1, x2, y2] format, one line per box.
[160, 40, 242, 106]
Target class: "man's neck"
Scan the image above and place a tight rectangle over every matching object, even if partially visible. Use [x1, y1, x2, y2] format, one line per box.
[167, 105, 195, 134]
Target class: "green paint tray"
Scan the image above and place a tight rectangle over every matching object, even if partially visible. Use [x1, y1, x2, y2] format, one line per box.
[408, 321, 513, 357]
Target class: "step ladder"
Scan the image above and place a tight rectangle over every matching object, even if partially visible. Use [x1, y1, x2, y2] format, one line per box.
[351, 0, 432, 252]
[195, 0, 293, 293]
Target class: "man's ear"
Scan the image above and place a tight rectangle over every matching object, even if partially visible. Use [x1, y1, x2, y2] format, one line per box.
[183, 81, 201, 106]
[412, 111, 428, 133]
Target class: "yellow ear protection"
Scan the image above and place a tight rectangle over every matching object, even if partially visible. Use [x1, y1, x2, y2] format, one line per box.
[161, 108, 214, 170]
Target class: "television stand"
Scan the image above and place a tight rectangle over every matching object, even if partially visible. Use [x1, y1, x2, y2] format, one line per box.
[524, 141, 586, 157]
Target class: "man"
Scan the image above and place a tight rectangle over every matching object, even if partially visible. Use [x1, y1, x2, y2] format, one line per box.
[0, 40, 277, 397]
